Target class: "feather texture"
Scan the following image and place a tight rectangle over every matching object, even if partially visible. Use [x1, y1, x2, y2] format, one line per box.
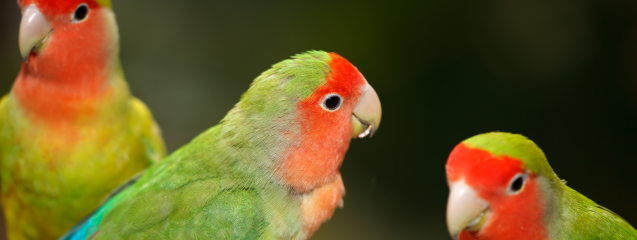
[64, 51, 366, 240]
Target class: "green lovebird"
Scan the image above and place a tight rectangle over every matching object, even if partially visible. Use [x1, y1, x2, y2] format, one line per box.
[446, 132, 637, 240]
[63, 51, 382, 240]
[0, 0, 166, 239]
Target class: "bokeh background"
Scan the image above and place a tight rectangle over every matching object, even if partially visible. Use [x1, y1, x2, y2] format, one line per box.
[2, 0, 637, 239]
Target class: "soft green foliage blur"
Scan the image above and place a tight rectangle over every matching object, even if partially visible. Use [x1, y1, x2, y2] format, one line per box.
[1, 0, 637, 239]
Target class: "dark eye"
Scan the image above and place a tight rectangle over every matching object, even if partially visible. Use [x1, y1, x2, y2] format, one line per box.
[507, 172, 527, 194]
[72, 4, 89, 22]
[321, 93, 343, 111]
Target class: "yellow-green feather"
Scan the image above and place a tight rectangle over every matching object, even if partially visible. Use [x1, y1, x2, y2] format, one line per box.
[0, 70, 165, 240]
[95, 0, 111, 8]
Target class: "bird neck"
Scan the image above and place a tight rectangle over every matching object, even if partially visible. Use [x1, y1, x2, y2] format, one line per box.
[547, 185, 637, 239]
[12, 62, 129, 123]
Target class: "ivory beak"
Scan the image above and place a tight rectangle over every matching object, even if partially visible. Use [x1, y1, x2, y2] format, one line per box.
[19, 4, 53, 62]
[351, 83, 381, 138]
[447, 180, 489, 239]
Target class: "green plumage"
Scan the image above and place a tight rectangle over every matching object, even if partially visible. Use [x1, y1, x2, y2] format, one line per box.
[551, 187, 637, 239]
[465, 132, 637, 239]
[67, 51, 335, 240]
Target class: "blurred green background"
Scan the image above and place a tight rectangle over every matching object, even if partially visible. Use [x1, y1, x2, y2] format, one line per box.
[2, 0, 637, 239]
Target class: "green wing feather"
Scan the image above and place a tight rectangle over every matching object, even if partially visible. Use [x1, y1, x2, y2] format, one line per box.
[65, 51, 336, 240]
[68, 126, 297, 240]
[549, 186, 637, 239]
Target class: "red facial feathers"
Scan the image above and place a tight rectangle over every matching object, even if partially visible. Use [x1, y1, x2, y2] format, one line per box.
[18, 0, 104, 14]
[14, 0, 113, 121]
[447, 144, 548, 240]
[276, 53, 367, 193]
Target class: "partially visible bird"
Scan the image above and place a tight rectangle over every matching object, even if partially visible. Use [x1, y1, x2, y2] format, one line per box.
[446, 132, 637, 240]
[0, 0, 166, 239]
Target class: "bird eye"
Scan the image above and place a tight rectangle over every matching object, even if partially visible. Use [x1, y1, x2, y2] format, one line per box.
[321, 93, 343, 112]
[507, 172, 527, 195]
[72, 4, 89, 22]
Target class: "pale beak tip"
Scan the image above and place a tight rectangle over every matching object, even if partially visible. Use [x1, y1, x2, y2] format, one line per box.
[446, 181, 489, 240]
[20, 50, 30, 63]
[369, 125, 378, 138]
[351, 83, 382, 139]
[447, 224, 461, 240]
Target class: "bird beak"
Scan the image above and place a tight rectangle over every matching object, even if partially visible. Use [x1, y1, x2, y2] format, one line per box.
[447, 180, 490, 240]
[351, 83, 382, 138]
[19, 4, 53, 62]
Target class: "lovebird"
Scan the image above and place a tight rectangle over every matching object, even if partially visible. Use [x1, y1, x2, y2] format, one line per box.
[0, 0, 166, 239]
[62, 51, 382, 240]
[445, 132, 637, 240]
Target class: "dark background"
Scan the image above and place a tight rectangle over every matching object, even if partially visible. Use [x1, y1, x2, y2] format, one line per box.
[2, 0, 637, 239]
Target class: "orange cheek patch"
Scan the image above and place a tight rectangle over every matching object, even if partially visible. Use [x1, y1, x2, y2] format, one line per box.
[300, 174, 345, 238]
[275, 52, 365, 193]
[469, 178, 547, 240]
[274, 107, 351, 193]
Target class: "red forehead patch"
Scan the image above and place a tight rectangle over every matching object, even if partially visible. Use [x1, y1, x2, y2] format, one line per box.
[446, 143, 525, 193]
[324, 53, 366, 98]
[19, 0, 103, 14]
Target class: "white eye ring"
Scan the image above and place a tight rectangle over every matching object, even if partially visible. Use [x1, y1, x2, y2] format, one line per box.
[72, 3, 89, 23]
[507, 172, 528, 195]
[320, 93, 343, 112]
